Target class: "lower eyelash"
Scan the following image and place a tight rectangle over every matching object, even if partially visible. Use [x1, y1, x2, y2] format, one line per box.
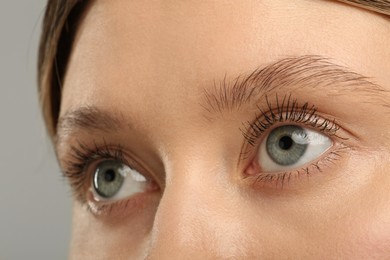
[245, 143, 351, 189]
[86, 197, 129, 216]
[85, 189, 154, 217]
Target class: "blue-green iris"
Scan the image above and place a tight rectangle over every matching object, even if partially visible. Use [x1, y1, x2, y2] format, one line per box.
[266, 125, 308, 166]
[93, 160, 124, 198]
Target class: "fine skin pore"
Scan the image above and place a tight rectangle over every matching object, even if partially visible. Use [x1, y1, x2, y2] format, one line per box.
[56, 0, 390, 259]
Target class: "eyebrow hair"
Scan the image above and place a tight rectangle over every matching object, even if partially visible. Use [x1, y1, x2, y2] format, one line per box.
[201, 55, 389, 117]
[57, 55, 389, 145]
[56, 106, 124, 144]
[336, 0, 390, 16]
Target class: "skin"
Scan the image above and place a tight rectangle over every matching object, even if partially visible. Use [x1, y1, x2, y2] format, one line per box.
[56, 0, 390, 258]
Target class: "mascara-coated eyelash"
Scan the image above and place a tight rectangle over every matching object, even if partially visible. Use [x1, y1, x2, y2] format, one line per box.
[241, 93, 341, 147]
[62, 140, 128, 203]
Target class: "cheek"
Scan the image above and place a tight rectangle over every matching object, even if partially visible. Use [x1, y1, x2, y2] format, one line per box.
[343, 167, 390, 257]
[356, 201, 390, 259]
[346, 209, 390, 258]
[367, 217, 390, 255]
[68, 201, 157, 259]
[358, 181, 390, 256]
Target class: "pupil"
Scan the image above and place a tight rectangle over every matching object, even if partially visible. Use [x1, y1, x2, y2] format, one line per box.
[279, 136, 293, 150]
[104, 169, 116, 182]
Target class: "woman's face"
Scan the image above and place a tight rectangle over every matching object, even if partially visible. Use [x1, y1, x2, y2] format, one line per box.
[57, 0, 390, 258]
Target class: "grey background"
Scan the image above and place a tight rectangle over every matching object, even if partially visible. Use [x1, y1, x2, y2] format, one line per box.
[0, 1, 72, 259]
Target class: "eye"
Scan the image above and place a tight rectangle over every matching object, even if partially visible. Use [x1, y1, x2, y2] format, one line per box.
[258, 125, 332, 172]
[92, 160, 149, 201]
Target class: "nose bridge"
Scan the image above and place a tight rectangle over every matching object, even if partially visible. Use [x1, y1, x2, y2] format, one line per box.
[145, 157, 252, 259]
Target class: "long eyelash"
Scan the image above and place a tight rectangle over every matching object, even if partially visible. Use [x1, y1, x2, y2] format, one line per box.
[61, 139, 125, 203]
[241, 93, 342, 147]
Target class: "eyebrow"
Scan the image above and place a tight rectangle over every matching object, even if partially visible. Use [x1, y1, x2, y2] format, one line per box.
[56, 106, 125, 145]
[56, 55, 389, 144]
[201, 55, 389, 116]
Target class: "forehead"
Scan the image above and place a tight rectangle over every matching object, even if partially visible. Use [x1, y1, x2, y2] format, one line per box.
[61, 0, 389, 118]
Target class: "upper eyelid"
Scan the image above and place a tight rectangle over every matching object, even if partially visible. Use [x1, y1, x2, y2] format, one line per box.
[240, 94, 341, 146]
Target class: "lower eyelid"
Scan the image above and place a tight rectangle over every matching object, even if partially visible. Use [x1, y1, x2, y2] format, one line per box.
[86, 189, 159, 218]
[242, 142, 351, 191]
